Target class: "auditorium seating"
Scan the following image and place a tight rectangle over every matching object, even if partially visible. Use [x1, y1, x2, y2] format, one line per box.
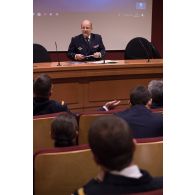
[129, 189, 163, 195]
[33, 108, 163, 152]
[78, 111, 115, 145]
[124, 37, 161, 60]
[33, 43, 51, 63]
[34, 138, 163, 195]
[33, 112, 66, 119]
[33, 112, 70, 153]
[150, 108, 163, 113]
[134, 137, 163, 177]
[34, 145, 100, 195]
[33, 116, 55, 153]
[78, 110, 163, 145]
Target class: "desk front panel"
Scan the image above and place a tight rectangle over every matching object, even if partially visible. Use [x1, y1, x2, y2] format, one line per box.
[33, 60, 163, 112]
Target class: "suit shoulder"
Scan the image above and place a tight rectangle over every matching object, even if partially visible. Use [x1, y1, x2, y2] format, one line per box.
[91, 33, 102, 39]
[72, 34, 83, 40]
[115, 108, 131, 117]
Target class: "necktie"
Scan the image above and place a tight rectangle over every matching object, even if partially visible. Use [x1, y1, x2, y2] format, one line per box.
[85, 37, 90, 48]
[86, 37, 90, 43]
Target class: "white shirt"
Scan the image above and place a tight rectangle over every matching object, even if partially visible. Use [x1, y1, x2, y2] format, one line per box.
[110, 165, 143, 179]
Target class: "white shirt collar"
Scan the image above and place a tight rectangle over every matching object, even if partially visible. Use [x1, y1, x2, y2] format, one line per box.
[85, 35, 91, 40]
[110, 165, 142, 179]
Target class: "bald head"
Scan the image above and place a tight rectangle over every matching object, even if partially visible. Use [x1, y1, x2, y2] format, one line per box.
[81, 19, 93, 38]
[81, 19, 92, 28]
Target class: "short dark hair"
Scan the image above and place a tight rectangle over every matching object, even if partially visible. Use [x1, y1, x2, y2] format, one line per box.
[88, 115, 135, 171]
[148, 80, 163, 105]
[130, 85, 151, 105]
[51, 113, 78, 147]
[33, 74, 52, 97]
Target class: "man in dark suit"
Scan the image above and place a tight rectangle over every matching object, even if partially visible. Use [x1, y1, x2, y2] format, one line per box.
[67, 19, 106, 61]
[33, 74, 70, 116]
[73, 115, 163, 195]
[103, 86, 163, 138]
[33, 74, 119, 116]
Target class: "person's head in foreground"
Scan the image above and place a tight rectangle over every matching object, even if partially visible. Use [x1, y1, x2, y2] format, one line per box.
[73, 115, 163, 195]
[51, 113, 78, 147]
[89, 115, 135, 171]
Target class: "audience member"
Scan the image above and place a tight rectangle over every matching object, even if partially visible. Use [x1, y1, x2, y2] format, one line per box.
[148, 80, 163, 109]
[51, 113, 78, 147]
[103, 86, 163, 138]
[33, 74, 120, 116]
[67, 19, 106, 61]
[73, 115, 163, 195]
[33, 74, 70, 116]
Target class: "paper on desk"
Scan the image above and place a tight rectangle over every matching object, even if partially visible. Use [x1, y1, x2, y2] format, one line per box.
[85, 55, 94, 58]
[87, 60, 118, 64]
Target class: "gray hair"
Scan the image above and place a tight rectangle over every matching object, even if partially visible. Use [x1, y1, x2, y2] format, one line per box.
[148, 80, 163, 92]
[148, 80, 163, 105]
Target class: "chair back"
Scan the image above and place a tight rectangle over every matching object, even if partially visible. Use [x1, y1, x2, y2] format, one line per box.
[33, 116, 54, 153]
[124, 37, 161, 59]
[78, 113, 112, 145]
[34, 139, 163, 195]
[150, 108, 163, 113]
[129, 189, 163, 195]
[133, 137, 163, 177]
[34, 145, 100, 195]
[33, 43, 51, 63]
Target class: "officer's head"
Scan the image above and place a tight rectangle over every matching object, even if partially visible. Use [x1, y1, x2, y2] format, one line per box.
[81, 20, 92, 38]
[88, 115, 135, 170]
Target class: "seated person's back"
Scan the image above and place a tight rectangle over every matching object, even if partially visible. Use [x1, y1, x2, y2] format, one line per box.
[114, 86, 163, 138]
[33, 74, 70, 116]
[73, 115, 163, 195]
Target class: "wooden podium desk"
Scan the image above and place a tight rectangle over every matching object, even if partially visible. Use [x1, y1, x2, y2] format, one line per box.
[33, 59, 163, 112]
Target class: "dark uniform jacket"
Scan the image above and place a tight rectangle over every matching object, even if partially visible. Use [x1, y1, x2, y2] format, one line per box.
[67, 33, 105, 61]
[33, 97, 69, 116]
[73, 169, 163, 195]
[115, 105, 163, 138]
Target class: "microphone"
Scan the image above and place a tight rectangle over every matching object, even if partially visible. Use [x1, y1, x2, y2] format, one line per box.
[102, 52, 106, 64]
[138, 38, 150, 62]
[55, 41, 61, 66]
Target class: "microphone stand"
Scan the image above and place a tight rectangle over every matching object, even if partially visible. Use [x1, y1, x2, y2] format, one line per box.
[55, 42, 62, 66]
[103, 52, 106, 64]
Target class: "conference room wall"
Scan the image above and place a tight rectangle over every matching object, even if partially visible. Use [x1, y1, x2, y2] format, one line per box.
[48, 0, 162, 62]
